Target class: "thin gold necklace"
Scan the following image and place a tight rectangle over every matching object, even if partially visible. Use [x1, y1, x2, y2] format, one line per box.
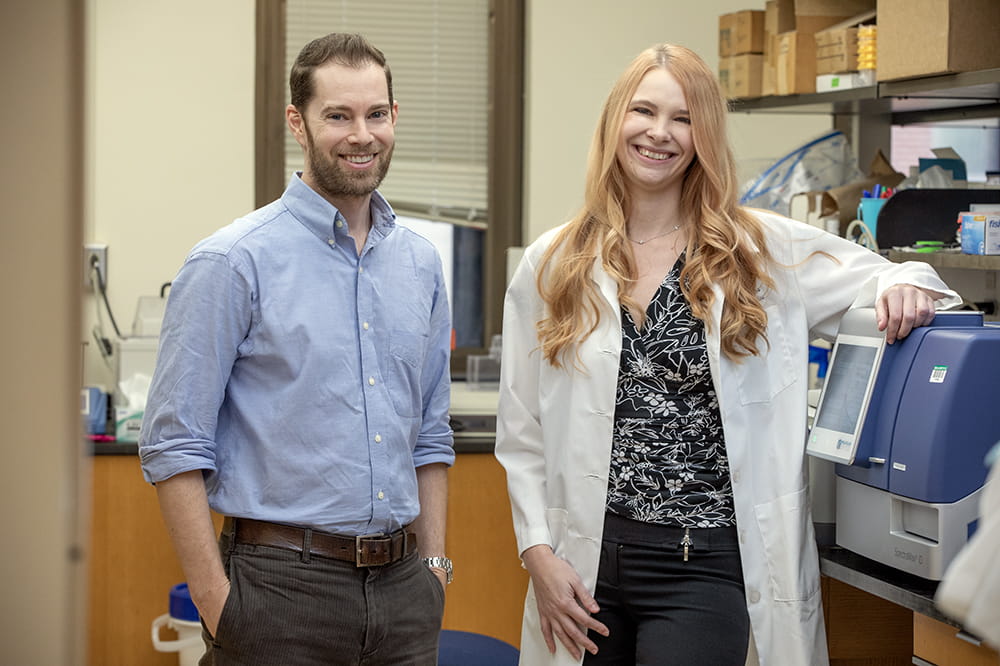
[628, 224, 682, 245]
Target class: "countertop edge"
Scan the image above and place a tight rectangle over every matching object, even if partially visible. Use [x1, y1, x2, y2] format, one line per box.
[819, 545, 955, 627]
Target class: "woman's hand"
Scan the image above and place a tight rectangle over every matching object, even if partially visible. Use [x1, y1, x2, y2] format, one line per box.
[521, 544, 609, 660]
[876, 284, 942, 344]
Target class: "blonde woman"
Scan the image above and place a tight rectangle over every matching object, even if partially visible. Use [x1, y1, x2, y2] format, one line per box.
[496, 43, 958, 666]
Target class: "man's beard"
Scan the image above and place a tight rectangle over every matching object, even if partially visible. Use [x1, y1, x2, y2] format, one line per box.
[304, 122, 394, 200]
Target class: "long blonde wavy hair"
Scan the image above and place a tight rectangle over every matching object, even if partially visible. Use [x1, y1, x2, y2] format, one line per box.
[536, 43, 774, 368]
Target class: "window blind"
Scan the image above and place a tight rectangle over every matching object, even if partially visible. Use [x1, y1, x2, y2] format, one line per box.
[285, 0, 489, 226]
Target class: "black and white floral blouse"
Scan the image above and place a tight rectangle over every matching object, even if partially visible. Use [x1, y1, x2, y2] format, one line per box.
[606, 256, 736, 528]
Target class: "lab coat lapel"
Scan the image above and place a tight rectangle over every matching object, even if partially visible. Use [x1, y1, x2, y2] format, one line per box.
[704, 282, 725, 391]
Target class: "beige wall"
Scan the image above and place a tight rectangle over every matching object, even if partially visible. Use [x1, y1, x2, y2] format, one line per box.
[0, 2, 87, 664]
[82, 0, 255, 389]
[81, 1, 837, 384]
[523, 0, 831, 242]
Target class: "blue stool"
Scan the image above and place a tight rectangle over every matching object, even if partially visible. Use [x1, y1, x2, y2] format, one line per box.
[438, 630, 520, 665]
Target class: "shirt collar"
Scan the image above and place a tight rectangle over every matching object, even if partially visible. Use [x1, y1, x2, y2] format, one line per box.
[282, 172, 397, 243]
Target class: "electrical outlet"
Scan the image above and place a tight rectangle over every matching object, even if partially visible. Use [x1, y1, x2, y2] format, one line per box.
[84, 243, 108, 289]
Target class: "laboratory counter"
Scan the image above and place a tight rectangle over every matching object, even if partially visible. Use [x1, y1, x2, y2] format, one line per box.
[88, 430, 996, 664]
[86, 438, 964, 628]
[820, 544, 948, 626]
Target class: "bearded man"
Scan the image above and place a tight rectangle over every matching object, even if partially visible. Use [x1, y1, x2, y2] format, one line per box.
[139, 33, 454, 666]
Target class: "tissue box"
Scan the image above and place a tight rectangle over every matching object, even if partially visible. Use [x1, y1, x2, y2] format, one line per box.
[960, 212, 1000, 255]
[115, 407, 144, 443]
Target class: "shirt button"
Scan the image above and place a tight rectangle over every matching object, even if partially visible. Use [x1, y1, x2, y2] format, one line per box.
[368, 377, 375, 386]
[363, 322, 369, 330]
[374, 434, 382, 443]
[749, 589, 761, 604]
[327, 238, 335, 246]
[739, 530, 745, 544]
[377, 491, 385, 500]
[358, 266, 364, 274]
[335, 220, 344, 228]
[733, 471, 742, 484]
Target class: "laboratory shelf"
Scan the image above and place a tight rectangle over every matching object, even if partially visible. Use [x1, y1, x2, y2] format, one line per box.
[887, 250, 1000, 271]
[731, 68, 1000, 127]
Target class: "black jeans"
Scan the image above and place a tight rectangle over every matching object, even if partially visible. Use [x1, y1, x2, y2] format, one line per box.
[583, 512, 750, 666]
[200, 528, 446, 665]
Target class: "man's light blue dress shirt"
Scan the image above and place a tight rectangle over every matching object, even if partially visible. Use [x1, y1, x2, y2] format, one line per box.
[139, 174, 454, 535]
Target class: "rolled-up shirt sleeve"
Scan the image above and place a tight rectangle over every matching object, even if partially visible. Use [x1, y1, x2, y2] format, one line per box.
[412, 253, 455, 469]
[139, 250, 253, 483]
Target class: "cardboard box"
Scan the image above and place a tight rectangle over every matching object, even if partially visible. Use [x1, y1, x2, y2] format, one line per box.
[878, 0, 1000, 81]
[959, 213, 1000, 255]
[719, 56, 763, 98]
[794, 0, 874, 16]
[735, 10, 766, 54]
[765, 0, 795, 97]
[814, 11, 875, 74]
[788, 150, 902, 236]
[766, 0, 796, 35]
[762, 58, 777, 96]
[919, 147, 967, 182]
[775, 12, 859, 95]
[776, 31, 816, 94]
[720, 10, 765, 56]
[816, 27, 859, 74]
[718, 56, 732, 96]
[730, 54, 764, 98]
[719, 13, 735, 56]
[790, 191, 841, 233]
[763, 30, 780, 95]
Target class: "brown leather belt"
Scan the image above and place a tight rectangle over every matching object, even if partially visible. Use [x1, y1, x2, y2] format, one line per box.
[225, 517, 417, 567]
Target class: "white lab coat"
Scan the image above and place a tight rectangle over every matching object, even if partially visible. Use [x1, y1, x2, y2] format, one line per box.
[936, 450, 1000, 649]
[496, 210, 960, 666]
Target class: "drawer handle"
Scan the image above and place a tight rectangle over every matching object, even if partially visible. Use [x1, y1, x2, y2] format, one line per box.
[955, 630, 983, 647]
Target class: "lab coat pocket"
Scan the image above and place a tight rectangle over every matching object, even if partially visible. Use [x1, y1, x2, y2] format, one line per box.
[387, 329, 427, 418]
[753, 488, 820, 602]
[737, 301, 795, 405]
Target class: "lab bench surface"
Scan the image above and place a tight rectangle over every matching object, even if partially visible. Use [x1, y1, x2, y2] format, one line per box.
[820, 545, 950, 626]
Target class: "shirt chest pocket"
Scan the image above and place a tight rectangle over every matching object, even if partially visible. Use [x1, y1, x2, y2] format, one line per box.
[386, 329, 427, 418]
[736, 299, 796, 405]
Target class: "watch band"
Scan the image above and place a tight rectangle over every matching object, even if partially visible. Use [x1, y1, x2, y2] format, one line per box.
[422, 556, 454, 584]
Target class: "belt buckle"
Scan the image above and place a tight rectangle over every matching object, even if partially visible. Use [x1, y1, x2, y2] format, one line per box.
[355, 533, 386, 567]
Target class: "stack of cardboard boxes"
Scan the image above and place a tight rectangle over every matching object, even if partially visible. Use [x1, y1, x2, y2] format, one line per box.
[720, 1, 876, 97]
[761, 0, 795, 95]
[723, 0, 1000, 98]
[774, 0, 875, 95]
[813, 10, 876, 92]
[718, 9, 765, 98]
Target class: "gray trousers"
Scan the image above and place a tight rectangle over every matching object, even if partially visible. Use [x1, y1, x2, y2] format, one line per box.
[200, 529, 446, 665]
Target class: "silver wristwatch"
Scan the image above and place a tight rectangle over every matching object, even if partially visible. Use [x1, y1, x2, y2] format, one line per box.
[422, 556, 454, 584]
